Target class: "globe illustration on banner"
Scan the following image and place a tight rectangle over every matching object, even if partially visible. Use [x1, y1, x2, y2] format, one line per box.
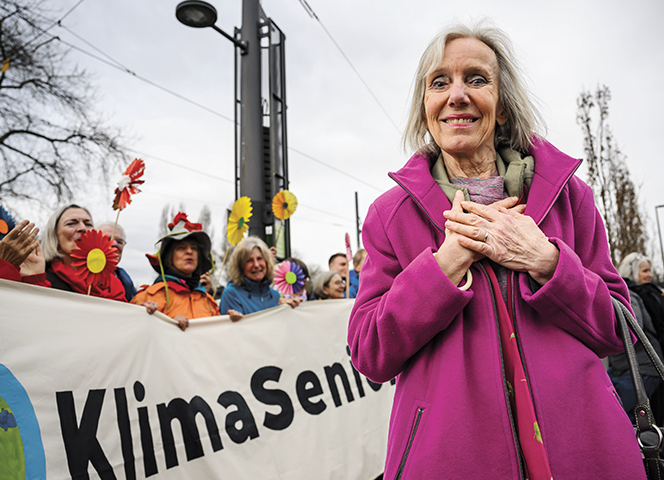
[0, 364, 46, 479]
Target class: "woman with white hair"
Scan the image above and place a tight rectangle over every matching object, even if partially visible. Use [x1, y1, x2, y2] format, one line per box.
[609, 253, 664, 416]
[312, 270, 346, 300]
[348, 20, 644, 478]
[43, 204, 126, 300]
[220, 236, 300, 322]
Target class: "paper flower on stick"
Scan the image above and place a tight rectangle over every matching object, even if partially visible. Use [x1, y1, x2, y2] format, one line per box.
[0, 206, 17, 241]
[227, 196, 252, 246]
[272, 190, 298, 220]
[70, 230, 118, 287]
[345, 233, 353, 263]
[113, 158, 145, 211]
[273, 261, 305, 296]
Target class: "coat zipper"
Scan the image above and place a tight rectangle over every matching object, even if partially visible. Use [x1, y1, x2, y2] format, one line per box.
[395, 407, 424, 480]
[478, 263, 525, 479]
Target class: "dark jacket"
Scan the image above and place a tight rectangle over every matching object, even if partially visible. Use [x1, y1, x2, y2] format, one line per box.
[609, 278, 664, 377]
[116, 266, 137, 303]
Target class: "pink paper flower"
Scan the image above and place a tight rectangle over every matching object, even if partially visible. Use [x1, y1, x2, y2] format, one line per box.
[273, 261, 305, 296]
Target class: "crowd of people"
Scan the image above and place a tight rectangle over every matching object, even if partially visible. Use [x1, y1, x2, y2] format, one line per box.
[0, 204, 363, 331]
[3, 18, 664, 479]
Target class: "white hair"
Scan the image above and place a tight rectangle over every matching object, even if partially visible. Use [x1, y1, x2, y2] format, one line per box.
[42, 204, 93, 262]
[618, 252, 650, 284]
[403, 19, 545, 155]
[97, 222, 125, 239]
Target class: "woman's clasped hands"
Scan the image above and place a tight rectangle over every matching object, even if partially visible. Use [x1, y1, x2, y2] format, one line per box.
[438, 190, 559, 286]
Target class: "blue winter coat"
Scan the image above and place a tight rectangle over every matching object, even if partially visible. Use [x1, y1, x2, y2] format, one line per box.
[219, 277, 280, 314]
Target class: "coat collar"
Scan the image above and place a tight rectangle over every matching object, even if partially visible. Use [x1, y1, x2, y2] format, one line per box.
[388, 138, 582, 228]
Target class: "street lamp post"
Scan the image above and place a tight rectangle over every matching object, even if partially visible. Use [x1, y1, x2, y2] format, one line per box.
[176, 0, 287, 249]
[236, 0, 265, 241]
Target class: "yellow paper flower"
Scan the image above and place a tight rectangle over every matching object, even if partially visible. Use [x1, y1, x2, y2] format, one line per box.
[272, 190, 298, 220]
[227, 196, 252, 246]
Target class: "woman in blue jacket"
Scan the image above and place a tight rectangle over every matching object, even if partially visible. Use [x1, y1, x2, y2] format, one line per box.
[220, 236, 300, 321]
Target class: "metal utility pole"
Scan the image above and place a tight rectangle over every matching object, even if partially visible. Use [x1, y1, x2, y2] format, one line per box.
[177, 0, 290, 253]
[238, 0, 266, 240]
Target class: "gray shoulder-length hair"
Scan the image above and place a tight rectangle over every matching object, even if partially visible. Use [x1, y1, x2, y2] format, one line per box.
[227, 235, 275, 285]
[403, 19, 545, 155]
[42, 204, 93, 262]
[312, 270, 341, 300]
[618, 252, 650, 283]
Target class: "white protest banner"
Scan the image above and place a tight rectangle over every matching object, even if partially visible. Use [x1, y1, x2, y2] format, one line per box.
[0, 279, 393, 479]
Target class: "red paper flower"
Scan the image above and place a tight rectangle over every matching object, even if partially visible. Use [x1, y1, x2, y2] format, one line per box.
[113, 158, 145, 211]
[70, 230, 119, 287]
[168, 212, 202, 232]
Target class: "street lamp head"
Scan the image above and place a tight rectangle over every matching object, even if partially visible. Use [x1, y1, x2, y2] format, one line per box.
[175, 0, 218, 28]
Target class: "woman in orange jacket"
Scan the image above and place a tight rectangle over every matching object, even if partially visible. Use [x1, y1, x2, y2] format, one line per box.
[131, 213, 219, 330]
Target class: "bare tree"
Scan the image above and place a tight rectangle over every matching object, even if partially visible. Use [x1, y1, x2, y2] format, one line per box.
[158, 203, 185, 236]
[0, 0, 127, 207]
[577, 85, 647, 265]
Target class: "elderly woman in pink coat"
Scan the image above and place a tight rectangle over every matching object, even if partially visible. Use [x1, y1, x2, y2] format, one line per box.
[348, 21, 645, 480]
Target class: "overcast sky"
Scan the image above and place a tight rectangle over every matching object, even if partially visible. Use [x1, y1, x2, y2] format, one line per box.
[24, 0, 664, 285]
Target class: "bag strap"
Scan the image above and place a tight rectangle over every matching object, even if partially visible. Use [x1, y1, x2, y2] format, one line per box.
[612, 297, 663, 476]
[616, 298, 664, 381]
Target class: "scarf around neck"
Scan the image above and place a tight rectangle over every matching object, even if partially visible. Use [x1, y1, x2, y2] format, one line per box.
[49, 258, 127, 301]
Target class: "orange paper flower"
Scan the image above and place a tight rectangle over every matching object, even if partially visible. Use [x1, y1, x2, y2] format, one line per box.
[113, 158, 145, 210]
[70, 230, 118, 287]
[0, 206, 16, 240]
[272, 190, 298, 220]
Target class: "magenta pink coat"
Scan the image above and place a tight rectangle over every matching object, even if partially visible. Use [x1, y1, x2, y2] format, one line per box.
[348, 139, 646, 479]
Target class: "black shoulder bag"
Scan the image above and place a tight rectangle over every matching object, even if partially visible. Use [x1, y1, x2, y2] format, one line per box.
[613, 296, 664, 479]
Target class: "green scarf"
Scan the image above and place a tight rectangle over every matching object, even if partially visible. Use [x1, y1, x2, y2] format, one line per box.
[431, 147, 534, 203]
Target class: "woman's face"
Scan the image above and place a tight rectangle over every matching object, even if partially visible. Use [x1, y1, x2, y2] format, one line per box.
[323, 273, 346, 299]
[423, 37, 507, 162]
[638, 261, 653, 285]
[170, 240, 199, 277]
[56, 208, 93, 260]
[243, 247, 267, 282]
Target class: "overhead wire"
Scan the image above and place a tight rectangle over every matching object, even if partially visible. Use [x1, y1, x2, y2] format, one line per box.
[54, 35, 236, 123]
[24, 0, 87, 46]
[297, 0, 400, 133]
[289, 147, 383, 192]
[126, 148, 234, 185]
[13, 8, 381, 224]
[49, 24, 383, 190]
[298, 204, 356, 222]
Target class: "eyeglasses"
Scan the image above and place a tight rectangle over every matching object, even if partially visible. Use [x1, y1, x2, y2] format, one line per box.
[115, 239, 127, 246]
